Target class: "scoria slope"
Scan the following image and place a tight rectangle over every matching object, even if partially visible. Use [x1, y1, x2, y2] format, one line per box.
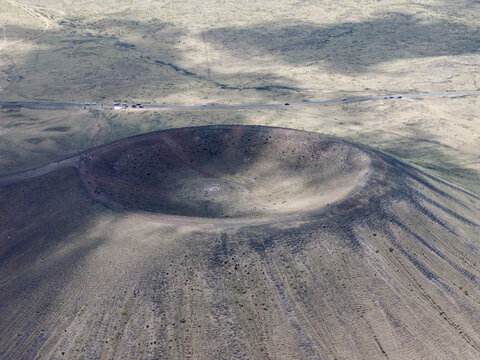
[0, 125, 479, 359]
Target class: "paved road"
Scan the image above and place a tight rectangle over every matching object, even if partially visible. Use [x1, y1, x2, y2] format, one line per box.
[1, 89, 479, 186]
[1, 90, 480, 110]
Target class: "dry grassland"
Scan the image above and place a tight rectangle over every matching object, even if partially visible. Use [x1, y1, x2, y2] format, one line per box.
[0, 0, 479, 192]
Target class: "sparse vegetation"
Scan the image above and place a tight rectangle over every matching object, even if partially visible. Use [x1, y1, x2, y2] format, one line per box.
[0, 1, 479, 359]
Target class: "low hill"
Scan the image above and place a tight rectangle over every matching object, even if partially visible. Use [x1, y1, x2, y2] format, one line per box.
[1, 125, 479, 359]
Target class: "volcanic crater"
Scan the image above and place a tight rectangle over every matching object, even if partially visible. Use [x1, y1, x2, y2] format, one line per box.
[2, 125, 480, 359]
[78, 125, 371, 218]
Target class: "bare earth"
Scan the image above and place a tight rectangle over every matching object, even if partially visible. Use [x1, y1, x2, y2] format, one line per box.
[1, 125, 480, 359]
[1, 0, 480, 359]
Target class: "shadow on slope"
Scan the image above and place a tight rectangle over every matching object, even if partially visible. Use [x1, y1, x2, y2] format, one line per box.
[0, 167, 109, 358]
[0, 127, 479, 359]
[345, 128, 480, 195]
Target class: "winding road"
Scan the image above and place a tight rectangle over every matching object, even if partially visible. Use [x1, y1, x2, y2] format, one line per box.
[1, 90, 480, 111]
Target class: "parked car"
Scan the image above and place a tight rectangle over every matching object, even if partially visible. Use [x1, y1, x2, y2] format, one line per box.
[284, 103, 290, 105]
[341, 98, 347, 101]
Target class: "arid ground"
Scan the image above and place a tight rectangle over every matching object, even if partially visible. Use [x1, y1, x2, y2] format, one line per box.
[1, 125, 480, 359]
[1, 0, 480, 359]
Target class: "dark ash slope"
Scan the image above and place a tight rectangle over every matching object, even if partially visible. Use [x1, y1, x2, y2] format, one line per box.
[0, 125, 479, 359]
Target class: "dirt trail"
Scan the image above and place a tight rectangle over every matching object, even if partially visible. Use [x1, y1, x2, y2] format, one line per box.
[0, 25, 10, 51]
[0, 155, 79, 186]
[91, 112, 103, 148]
[5, 0, 53, 31]
[201, 33, 212, 81]
[0, 0, 54, 50]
